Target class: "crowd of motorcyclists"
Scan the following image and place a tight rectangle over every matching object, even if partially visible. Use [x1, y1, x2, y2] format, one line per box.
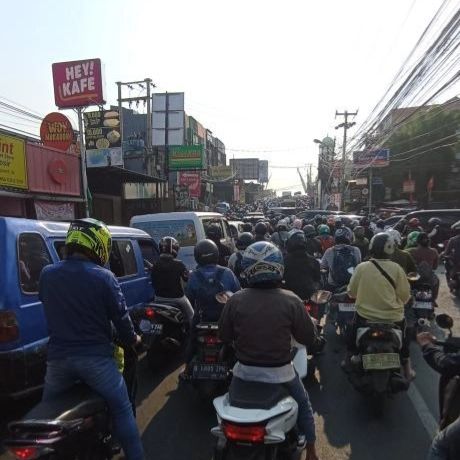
[33, 209, 460, 460]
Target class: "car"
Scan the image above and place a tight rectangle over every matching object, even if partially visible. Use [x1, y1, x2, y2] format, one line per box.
[295, 209, 345, 220]
[382, 215, 406, 229]
[0, 217, 158, 399]
[228, 220, 244, 239]
[131, 212, 234, 270]
[395, 209, 460, 233]
[242, 213, 266, 225]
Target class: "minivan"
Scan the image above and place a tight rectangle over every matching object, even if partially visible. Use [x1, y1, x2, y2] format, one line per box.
[0, 217, 158, 399]
[130, 212, 234, 270]
[396, 209, 460, 236]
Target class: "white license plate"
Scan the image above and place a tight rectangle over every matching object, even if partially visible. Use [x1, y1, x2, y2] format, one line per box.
[338, 303, 356, 312]
[414, 301, 433, 310]
[362, 353, 400, 370]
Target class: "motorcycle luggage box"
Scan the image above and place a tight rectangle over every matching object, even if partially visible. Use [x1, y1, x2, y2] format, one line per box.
[229, 377, 290, 410]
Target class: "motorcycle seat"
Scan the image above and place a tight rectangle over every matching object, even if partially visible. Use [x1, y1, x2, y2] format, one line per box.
[24, 385, 107, 422]
[229, 377, 290, 410]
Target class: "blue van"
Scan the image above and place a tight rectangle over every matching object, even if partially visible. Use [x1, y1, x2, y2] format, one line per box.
[0, 217, 158, 399]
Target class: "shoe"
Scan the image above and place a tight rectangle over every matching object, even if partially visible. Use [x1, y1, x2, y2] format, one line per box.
[179, 366, 192, 381]
[297, 434, 307, 449]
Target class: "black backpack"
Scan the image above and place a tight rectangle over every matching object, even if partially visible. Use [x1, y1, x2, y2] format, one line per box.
[233, 252, 248, 288]
[194, 267, 226, 321]
[331, 246, 356, 286]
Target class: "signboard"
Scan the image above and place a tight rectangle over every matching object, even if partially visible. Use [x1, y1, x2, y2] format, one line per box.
[403, 179, 415, 193]
[230, 158, 259, 180]
[34, 201, 75, 221]
[258, 160, 269, 183]
[152, 92, 185, 146]
[0, 133, 27, 189]
[40, 112, 74, 151]
[353, 149, 390, 168]
[355, 177, 368, 186]
[210, 165, 233, 181]
[179, 171, 201, 198]
[169, 145, 204, 170]
[52, 58, 105, 108]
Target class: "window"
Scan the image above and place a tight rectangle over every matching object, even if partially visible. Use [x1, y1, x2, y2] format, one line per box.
[109, 240, 138, 278]
[138, 239, 159, 272]
[133, 220, 197, 247]
[54, 241, 66, 260]
[201, 218, 225, 241]
[18, 233, 52, 293]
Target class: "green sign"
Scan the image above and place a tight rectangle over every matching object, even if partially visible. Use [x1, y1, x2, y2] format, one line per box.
[168, 145, 204, 170]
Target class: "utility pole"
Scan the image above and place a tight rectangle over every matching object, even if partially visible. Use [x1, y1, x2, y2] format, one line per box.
[335, 110, 358, 209]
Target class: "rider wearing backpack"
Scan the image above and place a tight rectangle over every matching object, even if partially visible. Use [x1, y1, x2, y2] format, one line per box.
[271, 222, 290, 255]
[315, 224, 334, 254]
[228, 232, 254, 288]
[320, 228, 361, 290]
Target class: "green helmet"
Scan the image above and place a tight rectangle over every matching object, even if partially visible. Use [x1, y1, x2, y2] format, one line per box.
[318, 224, 330, 235]
[406, 231, 420, 249]
[65, 218, 112, 266]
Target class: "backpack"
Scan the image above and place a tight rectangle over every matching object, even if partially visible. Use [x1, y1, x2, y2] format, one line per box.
[193, 267, 226, 321]
[331, 246, 356, 286]
[233, 252, 247, 287]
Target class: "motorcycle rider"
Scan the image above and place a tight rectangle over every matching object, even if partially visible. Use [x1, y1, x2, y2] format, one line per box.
[316, 224, 334, 254]
[444, 221, 460, 287]
[241, 222, 253, 233]
[182, 239, 240, 377]
[38, 218, 144, 460]
[284, 231, 321, 301]
[360, 216, 374, 241]
[351, 226, 369, 260]
[417, 331, 460, 459]
[219, 241, 319, 459]
[387, 229, 417, 274]
[206, 223, 233, 266]
[427, 217, 446, 249]
[405, 230, 421, 250]
[254, 221, 269, 242]
[303, 224, 322, 257]
[151, 236, 194, 326]
[228, 232, 254, 287]
[346, 233, 414, 380]
[271, 221, 290, 254]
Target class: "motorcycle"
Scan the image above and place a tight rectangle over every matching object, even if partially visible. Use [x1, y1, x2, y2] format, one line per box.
[330, 290, 356, 339]
[443, 255, 460, 297]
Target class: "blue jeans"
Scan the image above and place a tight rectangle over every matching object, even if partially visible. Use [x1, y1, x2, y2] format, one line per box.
[427, 416, 460, 460]
[284, 374, 316, 444]
[43, 356, 144, 460]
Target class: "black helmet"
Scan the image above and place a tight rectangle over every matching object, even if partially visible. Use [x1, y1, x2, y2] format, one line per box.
[314, 214, 322, 224]
[286, 231, 307, 253]
[159, 236, 180, 258]
[376, 219, 385, 229]
[236, 232, 254, 250]
[369, 232, 395, 259]
[254, 222, 268, 236]
[303, 224, 316, 238]
[276, 222, 288, 232]
[194, 239, 219, 266]
[428, 217, 442, 227]
[206, 223, 222, 241]
[242, 222, 253, 232]
[417, 232, 430, 247]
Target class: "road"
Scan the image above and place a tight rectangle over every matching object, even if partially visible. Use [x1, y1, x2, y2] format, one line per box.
[1, 271, 459, 460]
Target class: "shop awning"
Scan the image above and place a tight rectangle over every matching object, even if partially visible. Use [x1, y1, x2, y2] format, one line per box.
[87, 166, 166, 184]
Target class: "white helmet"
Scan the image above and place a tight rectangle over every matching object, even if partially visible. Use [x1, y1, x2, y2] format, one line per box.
[386, 229, 402, 246]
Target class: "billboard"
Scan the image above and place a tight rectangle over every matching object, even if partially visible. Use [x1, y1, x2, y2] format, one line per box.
[353, 149, 390, 168]
[169, 145, 204, 170]
[210, 165, 233, 181]
[258, 160, 269, 182]
[230, 158, 259, 180]
[52, 58, 105, 108]
[40, 112, 74, 152]
[179, 172, 201, 198]
[0, 132, 27, 189]
[152, 92, 185, 146]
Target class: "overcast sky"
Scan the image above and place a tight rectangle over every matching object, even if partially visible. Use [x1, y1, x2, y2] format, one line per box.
[0, 0, 454, 191]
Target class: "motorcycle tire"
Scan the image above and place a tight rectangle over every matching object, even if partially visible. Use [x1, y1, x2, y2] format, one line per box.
[369, 393, 385, 418]
[147, 344, 168, 371]
[218, 443, 278, 460]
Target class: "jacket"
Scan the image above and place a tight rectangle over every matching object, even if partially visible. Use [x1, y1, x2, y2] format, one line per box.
[39, 256, 136, 360]
[219, 287, 316, 367]
[284, 250, 321, 300]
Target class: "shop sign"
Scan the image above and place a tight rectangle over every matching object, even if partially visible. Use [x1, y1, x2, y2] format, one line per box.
[210, 165, 233, 181]
[353, 149, 390, 168]
[169, 145, 204, 170]
[52, 58, 105, 109]
[48, 159, 68, 184]
[0, 133, 27, 189]
[86, 148, 123, 168]
[179, 172, 201, 198]
[40, 112, 74, 151]
[34, 201, 75, 221]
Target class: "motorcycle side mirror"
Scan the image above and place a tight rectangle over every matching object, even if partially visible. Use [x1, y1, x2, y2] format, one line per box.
[310, 290, 332, 304]
[407, 272, 420, 282]
[436, 314, 454, 330]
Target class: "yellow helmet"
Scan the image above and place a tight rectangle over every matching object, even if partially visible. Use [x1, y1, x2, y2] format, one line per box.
[65, 218, 112, 266]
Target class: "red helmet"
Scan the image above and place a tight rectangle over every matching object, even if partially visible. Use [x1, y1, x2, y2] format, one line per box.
[408, 217, 420, 228]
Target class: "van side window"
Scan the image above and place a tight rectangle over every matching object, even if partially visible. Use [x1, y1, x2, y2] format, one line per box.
[18, 233, 52, 294]
[109, 240, 138, 278]
[201, 218, 225, 240]
[138, 239, 158, 272]
[54, 241, 66, 260]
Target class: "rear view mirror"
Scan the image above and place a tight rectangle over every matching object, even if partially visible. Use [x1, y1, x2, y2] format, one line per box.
[310, 290, 332, 304]
[436, 314, 454, 330]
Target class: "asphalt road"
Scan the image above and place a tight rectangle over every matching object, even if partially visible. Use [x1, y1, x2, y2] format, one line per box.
[2, 270, 460, 460]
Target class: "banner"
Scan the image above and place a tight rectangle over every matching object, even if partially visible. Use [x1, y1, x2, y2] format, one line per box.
[34, 201, 75, 221]
[179, 172, 201, 198]
[0, 132, 27, 189]
[210, 165, 233, 181]
[169, 145, 204, 170]
[353, 149, 390, 168]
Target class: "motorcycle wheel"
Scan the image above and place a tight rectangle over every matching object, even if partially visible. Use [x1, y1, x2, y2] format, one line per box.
[147, 343, 168, 371]
[369, 393, 385, 418]
[196, 380, 219, 402]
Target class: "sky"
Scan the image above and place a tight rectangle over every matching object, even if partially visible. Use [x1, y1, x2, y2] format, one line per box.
[0, 0, 456, 192]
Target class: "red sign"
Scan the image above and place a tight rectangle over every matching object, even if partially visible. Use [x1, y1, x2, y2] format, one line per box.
[48, 159, 68, 184]
[52, 58, 105, 108]
[179, 172, 201, 198]
[40, 112, 74, 151]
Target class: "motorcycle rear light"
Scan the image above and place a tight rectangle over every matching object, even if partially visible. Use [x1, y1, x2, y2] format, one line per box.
[8, 447, 38, 460]
[198, 335, 221, 346]
[204, 355, 217, 363]
[222, 422, 266, 443]
[370, 330, 386, 339]
[0, 311, 19, 343]
[144, 307, 155, 319]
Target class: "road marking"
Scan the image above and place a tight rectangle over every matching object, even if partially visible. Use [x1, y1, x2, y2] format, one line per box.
[407, 384, 438, 439]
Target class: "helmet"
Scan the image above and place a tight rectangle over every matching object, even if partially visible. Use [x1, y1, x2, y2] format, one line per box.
[65, 218, 111, 266]
[314, 215, 322, 225]
[159, 236, 180, 257]
[417, 232, 430, 247]
[353, 226, 365, 238]
[387, 229, 402, 246]
[334, 228, 351, 245]
[287, 231, 307, 253]
[318, 224, 330, 235]
[369, 232, 395, 259]
[276, 222, 288, 232]
[241, 241, 284, 286]
[236, 232, 254, 250]
[360, 217, 370, 227]
[406, 231, 421, 248]
[303, 224, 316, 238]
[327, 216, 335, 226]
[451, 220, 460, 231]
[376, 219, 385, 229]
[242, 222, 253, 232]
[293, 219, 303, 229]
[254, 222, 268, 236]
[194, 239, 219, 265]
[408, 217, 421, 228]
[428, 217, 442, 228]
[206, 223, 222, 241]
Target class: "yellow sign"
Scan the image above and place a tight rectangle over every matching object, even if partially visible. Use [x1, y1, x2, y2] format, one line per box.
[210, 165, 233, 181]
[0, 133, 27, 189]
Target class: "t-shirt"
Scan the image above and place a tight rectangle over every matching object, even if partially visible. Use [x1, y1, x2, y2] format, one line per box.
[406, 246, 439, 270]
[347, 259, 411, 323]
[151, 256, 188, 298]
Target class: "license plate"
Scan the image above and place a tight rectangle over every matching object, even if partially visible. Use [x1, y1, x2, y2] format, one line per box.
[338, 303, 356, 312]
[192, 363, 228, 380]
[414, 301, 433, 310]
[139, 320, 163, 335]
[362, 353, 400, 370]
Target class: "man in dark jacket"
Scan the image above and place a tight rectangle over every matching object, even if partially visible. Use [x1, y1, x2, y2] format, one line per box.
[206, 223, 233, 266]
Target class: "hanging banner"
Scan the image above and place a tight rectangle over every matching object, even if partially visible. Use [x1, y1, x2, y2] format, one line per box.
[34, 201, 75, 221]
[0, 132, 27, 189]
[179, 172, 201, 198]
[40, 112, 74, 152]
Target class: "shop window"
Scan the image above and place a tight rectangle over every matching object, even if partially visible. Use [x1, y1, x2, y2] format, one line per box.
[109, 240, 138, 278]
[18, 233, 52, 293]
[138, 239, 159, 272]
